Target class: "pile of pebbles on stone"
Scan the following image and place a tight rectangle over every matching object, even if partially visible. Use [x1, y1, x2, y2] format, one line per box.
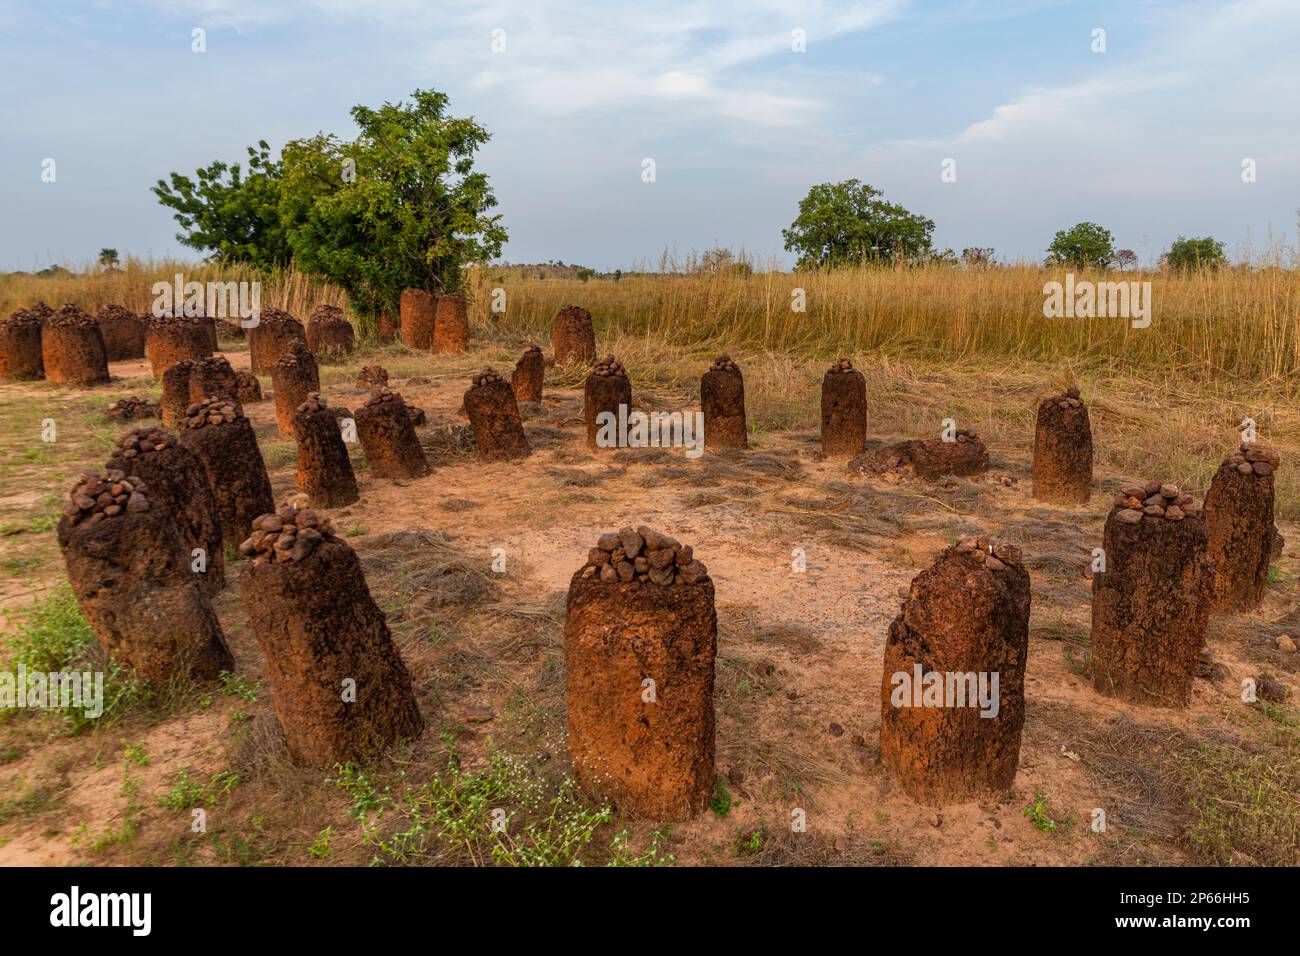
[115, 426, 178, 458]
[106, 397, 160, 421]
[239, 503, 338, 564]
[952, 535, 1023, 572]
[523, 343, 543, 356]
[1045, 385, 1085, 409]
[592, 355, 626, 378]
[1227, 442, 1280, 477]
[1112, 481, 1198, 524]
[710, 354, 740, 373]
[356, 365, 388, 389]
[470, 367, 504, 387]
[296, 392, 332, 415]
[580, 526, 709, 586]
[185, 398, 242, 429]
[364, 386, 406, 408]
[827, 357, 856, 374]
[63, 469, 151, 525]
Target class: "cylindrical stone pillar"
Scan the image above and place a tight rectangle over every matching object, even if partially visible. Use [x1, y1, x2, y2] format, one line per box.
[583, 356, 632, 450]
[42, 306, 110, 385]
[511, 345, 544, 403]
[399, 288, 435, 350]
[107, 426, 226, 597]
[377, 308, 398, 343]
[234, 370, 263, 404]
[1203, 443, 1280, 612]
[306, 304, 355, 359]
[58, 470, 232, 685]
[565, 525, 716, 818]
[0, 308, 46, 381]
[145, 315, 212, 378]
[1032, 387, 1093, 503]
[820, 358, 866, 458]
[238, 505, 424, 766]
[879, 536, 1031, 804]
[1091, 482, 1209, 707]
[464, 369, 531, 462]
[247, 308, 306, 376]
[178, 399, 275, 550]
[187, 355, 240, 405]
[95, 305, 147, 361]
[271, 341, 321, 438]
[293, 393, 359, 508]
[701, 354, 748, 450]
[160, 359, 196, 430]
[433, 292, 469, 354]
[554, 305, 596, 365]
[356, 365, 388, 390]
[354, 387, 429, 478]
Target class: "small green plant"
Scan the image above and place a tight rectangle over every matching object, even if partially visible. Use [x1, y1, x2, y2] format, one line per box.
[121, 741, 150, 767]
[1024, 792, 1058, 833]
[709, 778, 732, 818]
[328, 763, 393, 820]
[735, 825, 766, 856]
[309, 826, 335, 860]
[218, 671, 258, 702]
[159, 768, 240, 810]
[607, 828, 675, 867]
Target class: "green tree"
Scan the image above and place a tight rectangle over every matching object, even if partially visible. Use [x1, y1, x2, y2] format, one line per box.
[1045, 222, 1115, 270]
[152, 141, 290, 268]
[782, 180, 935, 269]
[279, 88, 507, 316]
[97, 248, 120, 270]
[1166, 236, 1227, 272]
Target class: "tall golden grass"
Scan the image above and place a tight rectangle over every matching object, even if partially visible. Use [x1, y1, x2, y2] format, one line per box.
[468, 264, 1300, 384]
[4, 257, 1298, 384]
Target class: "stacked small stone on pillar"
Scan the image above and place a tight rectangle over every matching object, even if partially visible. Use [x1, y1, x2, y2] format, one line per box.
[178, 399, 276, 550]
[565, 526, 716, 818]
[433, 292, 469, 353]
[188, 355, 240, 405]
[701, 354, 748, 450]
[95, 305, 147, 361]
[355, 387, 429, 478]
[293, 393, 359, 508]
[305, 304, 355, 359]
[1091, 482, 1209, 707]
[238, 503, 424, 765]
[106, 397, 160, 423]
[464, 368, 531, 462]
[879, 536, 1031, 803]
[0, 307, 46, 381]
[399, 288, 435, 350]
[1032, 387, 1093, 503]
[584, 355, 632, 450]
[58, 470, 232, 684]
[247, 308, 306, 376]
[1203, 444, 1281, 612]
[160, 359, 196, 429]
[511, 345, 544, 403]
[820, 358, 866, 458]
[107, 426, 226, 597]
[234, 370, 263, 404]
[357, 365, 388, 390]
[145, 314, 212, 377]
[271, 341, 321, 438]
[554, 305, 596, 365]
[42, 305, 110, 385]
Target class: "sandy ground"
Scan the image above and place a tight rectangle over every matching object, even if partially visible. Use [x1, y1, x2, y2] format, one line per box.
[1, 342, 1296, 867]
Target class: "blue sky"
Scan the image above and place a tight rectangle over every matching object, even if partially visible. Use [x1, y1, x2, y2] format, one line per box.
[1, 0, 1296, 270]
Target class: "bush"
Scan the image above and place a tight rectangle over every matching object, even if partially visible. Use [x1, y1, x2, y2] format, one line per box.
[1167, 236, 1227, 272]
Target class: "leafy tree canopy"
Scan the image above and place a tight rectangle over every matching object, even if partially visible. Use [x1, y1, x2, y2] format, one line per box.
[782, 180, 936, 269]
[152, 141, 290, 269]
[1166, 235, 1227, 272]
[1045, 222, 1115, 270]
